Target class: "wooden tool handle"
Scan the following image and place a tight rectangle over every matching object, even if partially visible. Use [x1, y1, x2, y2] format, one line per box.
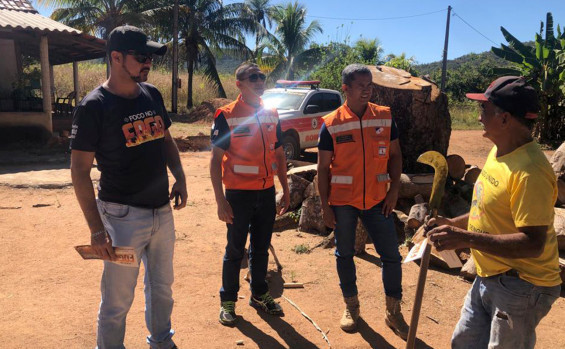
[406, 242, 432, 349]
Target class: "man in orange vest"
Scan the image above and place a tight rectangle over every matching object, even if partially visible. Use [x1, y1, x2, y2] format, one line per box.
[317, 64, 408, 338]
[210, 62, 290, 326]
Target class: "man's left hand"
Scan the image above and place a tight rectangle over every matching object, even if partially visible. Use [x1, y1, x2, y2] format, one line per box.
[170, 181, 188, 210]
[278, 190, 290, 215]
[381, 189, 398, 217]
[427, 225, 471, 251]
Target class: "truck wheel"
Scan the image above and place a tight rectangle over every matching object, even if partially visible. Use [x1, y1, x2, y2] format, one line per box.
[282, 134, 300, 160]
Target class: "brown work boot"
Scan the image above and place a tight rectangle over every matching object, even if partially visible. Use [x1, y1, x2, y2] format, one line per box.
[385, 296, 409, 340]
[340, 295, 360, 332]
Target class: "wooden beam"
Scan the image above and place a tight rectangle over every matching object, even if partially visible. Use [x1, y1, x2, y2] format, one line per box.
[73, 61, 79, 104]
[40, 35, 52, 133]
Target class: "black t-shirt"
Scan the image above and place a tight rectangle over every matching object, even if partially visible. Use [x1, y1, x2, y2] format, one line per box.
[70, 83, 172, 208]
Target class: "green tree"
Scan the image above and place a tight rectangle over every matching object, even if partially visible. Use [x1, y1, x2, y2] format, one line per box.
[41, 0, 152, 39]
[244, 0, 274, 60]
[384, 53, 419, 76]
[266, 2, 322, 80]
[491, 12, 565, 143]
[151, 0, 254, 108]
[354, 38, 383, 65]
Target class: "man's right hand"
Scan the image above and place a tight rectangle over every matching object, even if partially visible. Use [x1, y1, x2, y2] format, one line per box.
[91, 230, 116, 261]
[217, 196, 234, 224]
[322, 204, 336, 229]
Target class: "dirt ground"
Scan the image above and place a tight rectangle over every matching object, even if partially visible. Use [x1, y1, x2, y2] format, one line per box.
[0, 130, 562, 349]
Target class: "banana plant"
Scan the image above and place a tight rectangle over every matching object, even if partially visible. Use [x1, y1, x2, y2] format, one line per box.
[491, 12, 565, 143]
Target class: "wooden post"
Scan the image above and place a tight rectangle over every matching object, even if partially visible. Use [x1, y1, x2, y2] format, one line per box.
[73, 61, 79, 105]
[440, 5, 452, 91]
[171, 0, 179, 114]
[40, 35, 52, 134]
[49, 64, 55, 99]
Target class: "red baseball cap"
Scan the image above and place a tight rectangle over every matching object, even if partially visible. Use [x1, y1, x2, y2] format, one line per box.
[466, 76, 540, 119]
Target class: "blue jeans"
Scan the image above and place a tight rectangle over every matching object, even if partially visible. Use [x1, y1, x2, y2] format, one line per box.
[96, 199, 176, 349]
[452, 274, 560, 349]
[220, 187, 276, 302]
[332, 203, 403, 299]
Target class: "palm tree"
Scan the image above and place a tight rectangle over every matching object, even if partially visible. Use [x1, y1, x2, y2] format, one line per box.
[39, 0, 151, 39]
[152, 0, 254, 108]
[244, 0, 274, 60]
[266, 2, 322, 80]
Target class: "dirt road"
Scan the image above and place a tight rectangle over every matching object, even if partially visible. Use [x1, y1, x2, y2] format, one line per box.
[0, 130, 562, 348]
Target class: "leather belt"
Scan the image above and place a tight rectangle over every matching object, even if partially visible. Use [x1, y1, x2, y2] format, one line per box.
[503, 269, 519, 277]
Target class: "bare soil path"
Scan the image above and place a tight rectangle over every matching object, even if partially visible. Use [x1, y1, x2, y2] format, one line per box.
[0, 131, 562, 349]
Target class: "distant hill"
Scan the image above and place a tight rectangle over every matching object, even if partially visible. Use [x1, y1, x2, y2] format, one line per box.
[414, 50, 512, 76]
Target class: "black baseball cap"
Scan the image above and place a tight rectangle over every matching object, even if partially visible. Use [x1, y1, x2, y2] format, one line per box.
[466, 76, 540, 119]
[107, 25, 167, 56]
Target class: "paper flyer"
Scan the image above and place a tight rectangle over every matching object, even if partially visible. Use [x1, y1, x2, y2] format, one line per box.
[75, 245, 138, 267]
[403, 238, 463, 268]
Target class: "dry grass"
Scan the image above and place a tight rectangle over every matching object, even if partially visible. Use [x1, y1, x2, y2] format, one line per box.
[52, 62, 239, 113]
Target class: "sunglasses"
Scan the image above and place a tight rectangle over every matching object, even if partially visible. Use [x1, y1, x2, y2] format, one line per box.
[124, 50, 153, 64]
[242, 73, 266, 82]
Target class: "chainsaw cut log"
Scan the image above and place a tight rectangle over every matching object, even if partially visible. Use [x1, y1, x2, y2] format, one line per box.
[399, 174, 434, 199]
[407, 203, 429, 229]
[463, 166, 481, 185]
[556, 207, 565, 250]
[369, 65, 451, 173]
[447, 154, 466, 179]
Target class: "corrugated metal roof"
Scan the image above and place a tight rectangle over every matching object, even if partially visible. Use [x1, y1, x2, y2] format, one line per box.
[0, 0, 36, 13]
[0, 9, 80, 34]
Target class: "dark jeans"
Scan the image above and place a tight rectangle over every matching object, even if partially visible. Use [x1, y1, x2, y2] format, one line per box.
[332, 203, 403, 299]
[220, 186, 276, 302]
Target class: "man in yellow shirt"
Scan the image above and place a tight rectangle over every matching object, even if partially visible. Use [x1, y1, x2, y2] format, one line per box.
[427, 76, 561, 348]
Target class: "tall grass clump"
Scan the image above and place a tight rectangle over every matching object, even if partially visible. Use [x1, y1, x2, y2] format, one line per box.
[53, 61, 239, 112]
[449, 100, 481, 130]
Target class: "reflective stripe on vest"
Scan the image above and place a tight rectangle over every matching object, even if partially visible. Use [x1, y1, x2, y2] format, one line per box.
[331, 175, 353, 184]
[234, 165, 259, 174]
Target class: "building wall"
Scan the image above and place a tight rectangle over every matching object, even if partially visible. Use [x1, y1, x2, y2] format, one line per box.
[0, 39, 18, 95]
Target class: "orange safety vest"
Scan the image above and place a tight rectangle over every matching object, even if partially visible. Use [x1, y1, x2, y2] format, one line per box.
[323, 102, 392, 209]
[215, 95, 279, 190]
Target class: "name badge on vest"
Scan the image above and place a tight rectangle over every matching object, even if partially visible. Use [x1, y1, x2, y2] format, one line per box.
[267, 125, 274, 131]
[336, 134, 354, 144]
[233, 126, 251, 135]
[377, 173, 391, 183]
[376, 127, 384, 135]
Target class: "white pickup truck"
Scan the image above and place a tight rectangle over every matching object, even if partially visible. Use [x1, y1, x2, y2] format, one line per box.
[262, 80, 343, 159]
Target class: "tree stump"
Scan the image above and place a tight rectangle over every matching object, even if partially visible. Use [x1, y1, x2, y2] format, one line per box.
[369, 65, 451, 173]
[550, 142, 565, 205]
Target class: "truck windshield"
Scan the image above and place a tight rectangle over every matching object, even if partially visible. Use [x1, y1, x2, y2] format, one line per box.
[262, 91, 306, 110]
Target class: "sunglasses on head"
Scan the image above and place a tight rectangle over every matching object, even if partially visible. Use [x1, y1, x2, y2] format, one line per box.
[243, 73, 266, 82]
[124, 50, 153, 64]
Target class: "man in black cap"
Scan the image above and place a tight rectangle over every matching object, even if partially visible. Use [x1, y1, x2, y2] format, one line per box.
[70, 25, 186, 349]
[426, 76, 561, 348]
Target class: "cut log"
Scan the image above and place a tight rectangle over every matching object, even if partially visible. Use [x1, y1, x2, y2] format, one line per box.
[555, 207, 565, 251]
[355, 219, 368, 255]
[460, 255, 477, 281]
[369, 65, 451, 173]
[557, 179, 565, 207]
[447, 154, 466, 179]
[273, 211, 298, 232]
[463, 166, 481, 185]
[550, 141, 565, 181]
[399, 174, 434, 199]
[298, 195, 325, 235]
[287, 164, 317, 182]
[286, 174, 311, 210]
[407, 203, 429, 229]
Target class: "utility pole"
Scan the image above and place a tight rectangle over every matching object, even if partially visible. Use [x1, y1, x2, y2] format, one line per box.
[440, 5, 452, 91]
[172, 0, 179, 114]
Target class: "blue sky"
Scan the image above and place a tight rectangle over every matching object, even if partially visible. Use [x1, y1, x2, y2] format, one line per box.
[33, 0, 565, 63]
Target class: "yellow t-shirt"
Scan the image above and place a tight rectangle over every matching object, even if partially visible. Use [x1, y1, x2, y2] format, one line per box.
[468, 141, 561, 287]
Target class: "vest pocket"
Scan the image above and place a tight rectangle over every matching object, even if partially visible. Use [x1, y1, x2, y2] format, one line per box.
[330, 175, 353, 202]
